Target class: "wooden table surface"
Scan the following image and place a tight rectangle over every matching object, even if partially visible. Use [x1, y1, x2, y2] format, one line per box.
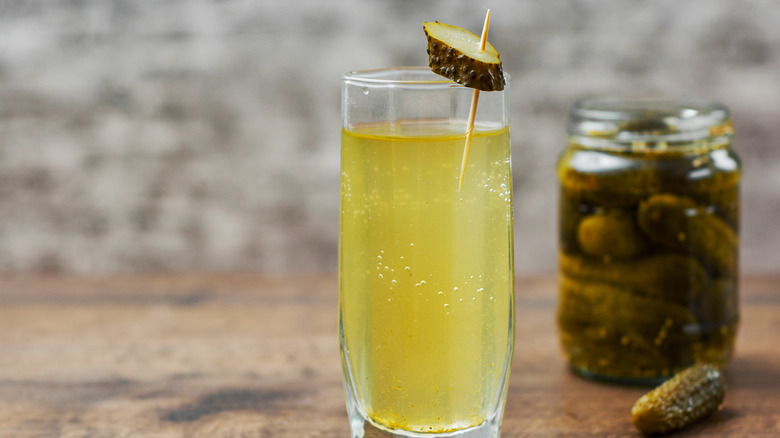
[1, 274, 778, 437]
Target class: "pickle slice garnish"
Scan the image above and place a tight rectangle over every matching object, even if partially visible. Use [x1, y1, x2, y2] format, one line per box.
[423, 21, 505, 91]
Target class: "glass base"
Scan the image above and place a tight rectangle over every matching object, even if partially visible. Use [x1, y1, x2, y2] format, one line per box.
[343, 378, 506, 438]
[347, 412, 503, 438]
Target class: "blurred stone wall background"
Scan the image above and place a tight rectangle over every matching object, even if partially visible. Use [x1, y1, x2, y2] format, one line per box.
[0, 0, 777, 274]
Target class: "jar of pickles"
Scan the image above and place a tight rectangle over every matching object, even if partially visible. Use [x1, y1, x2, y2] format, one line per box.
[556, 97, 740, 384]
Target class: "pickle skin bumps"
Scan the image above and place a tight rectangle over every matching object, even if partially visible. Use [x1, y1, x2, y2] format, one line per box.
[423, 21, 505, 91]
[632, 363, 726, 435]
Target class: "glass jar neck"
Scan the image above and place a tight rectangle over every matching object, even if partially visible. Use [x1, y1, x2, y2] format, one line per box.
[566, 97, 734, 154]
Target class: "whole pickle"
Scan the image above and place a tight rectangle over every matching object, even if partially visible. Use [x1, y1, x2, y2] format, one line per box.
[559, 149, 740, 215]
[679, 169, 740, 206]
[577, 210, 646, 259]
[638, 194, 738, 276]
[632, 363, 726, 435]
[677, 172, 740, 229]
[559, 251, 706, 305]
[559, 164, 663, 208]
[558, 276, 699, 377]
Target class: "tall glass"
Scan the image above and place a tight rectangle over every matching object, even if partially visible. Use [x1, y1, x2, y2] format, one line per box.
[339, 67, 515, 438]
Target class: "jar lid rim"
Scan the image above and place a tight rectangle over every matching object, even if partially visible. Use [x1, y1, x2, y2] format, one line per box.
[569, 96, 729, 121]
[566, 96, 732, 145]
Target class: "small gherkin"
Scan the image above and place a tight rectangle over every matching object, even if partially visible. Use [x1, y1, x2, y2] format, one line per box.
[632, 363, 726, 435]
[558, 251, 707, 305]
[577, 210, 647, 258]
[423, 21, 505, 91]
[638, 193, 738, 276]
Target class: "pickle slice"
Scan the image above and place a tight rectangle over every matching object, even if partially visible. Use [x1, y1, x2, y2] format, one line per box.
[632, 363, 726, 435]
[423, 21, 505, 91]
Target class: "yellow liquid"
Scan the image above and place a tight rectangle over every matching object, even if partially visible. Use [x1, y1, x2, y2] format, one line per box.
[339, 122, 515, 433]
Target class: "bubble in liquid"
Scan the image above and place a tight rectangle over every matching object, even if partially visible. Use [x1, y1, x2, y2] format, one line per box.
[378, 274, 384, 279]
[391, 280, 397, 285]
[419, 280, 426, 286]
[453, 287, 459, 292]
[362, 87, 369, 95]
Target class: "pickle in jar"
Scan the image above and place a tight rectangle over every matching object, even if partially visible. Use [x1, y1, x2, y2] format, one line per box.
[559, 163, 664, 208]
[558, 276, 699, 378]
[558, 97, 740, 383]
[559, 251, 706, 305]
[638, 193, 738, 276]
[576, 210, 647, 259]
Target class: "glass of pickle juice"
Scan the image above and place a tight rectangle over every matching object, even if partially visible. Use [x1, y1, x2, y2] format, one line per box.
[339, 67, 515, 438]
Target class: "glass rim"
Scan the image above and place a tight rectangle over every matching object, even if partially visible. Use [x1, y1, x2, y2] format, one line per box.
[343, 66, 510, 88]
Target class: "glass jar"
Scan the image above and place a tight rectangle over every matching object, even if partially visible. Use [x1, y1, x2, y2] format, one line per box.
[556, 97, 740, 384]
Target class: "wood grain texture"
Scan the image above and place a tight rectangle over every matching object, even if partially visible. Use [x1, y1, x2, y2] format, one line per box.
[0, 275, 778, 437]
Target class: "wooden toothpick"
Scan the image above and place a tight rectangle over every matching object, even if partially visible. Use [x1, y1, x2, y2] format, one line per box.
[458, 9, 491, 191]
